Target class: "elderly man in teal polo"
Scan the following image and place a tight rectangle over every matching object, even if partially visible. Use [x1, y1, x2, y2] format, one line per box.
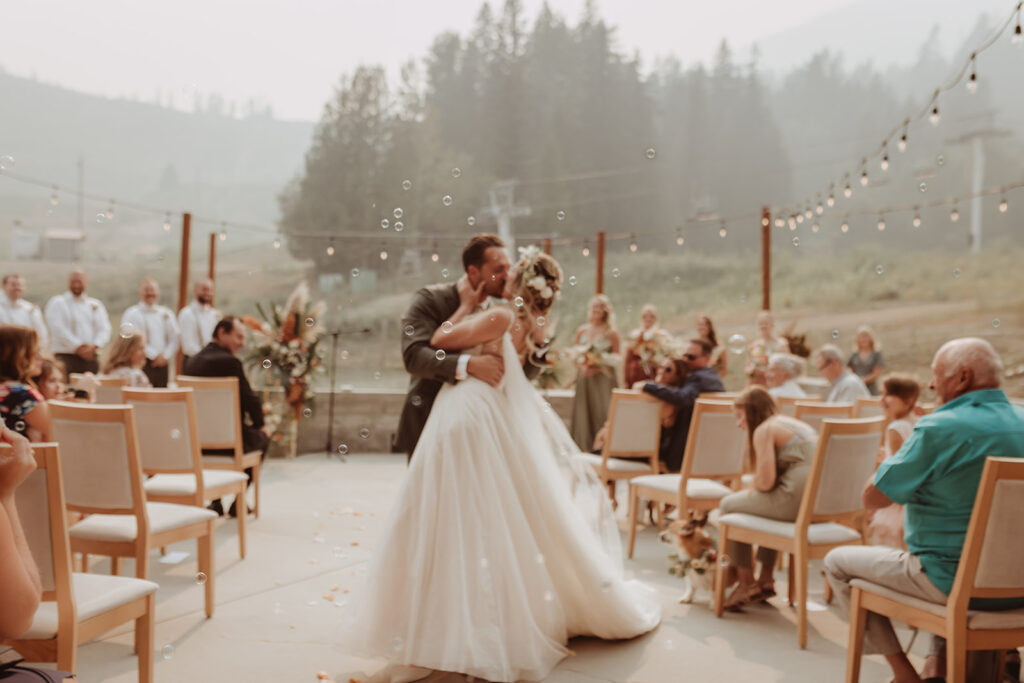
[825, 337, 1024, 683]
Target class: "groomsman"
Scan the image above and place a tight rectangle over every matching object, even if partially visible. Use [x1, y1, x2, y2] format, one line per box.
[122, 278, 180, 387]
[178, 278, 221, 361]
[0, 274, 48, 349]
[44, 269, 111, 374]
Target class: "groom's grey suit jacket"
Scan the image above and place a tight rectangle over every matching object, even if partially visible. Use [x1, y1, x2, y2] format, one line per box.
[393, 282, 543, 456]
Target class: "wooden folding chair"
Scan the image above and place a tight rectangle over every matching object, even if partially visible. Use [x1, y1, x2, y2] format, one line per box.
[775, 395, 808, 417]
[175, 375, 263, 518]
[578, 389, 662, 504]
[0, 443, 158, 682]
[713, 416, 885, 648]
[123, 387, 249, 559]
[853, 397, 884, 419]
[48, 400, 217, 617]
[846, 456, 1024, 683]
[626, 399, 746, 557]
[794, 401, 855, 433]
[93, 376, 130, 404]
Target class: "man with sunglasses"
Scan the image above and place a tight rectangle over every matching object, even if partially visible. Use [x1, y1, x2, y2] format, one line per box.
[638, 338, 725, 471]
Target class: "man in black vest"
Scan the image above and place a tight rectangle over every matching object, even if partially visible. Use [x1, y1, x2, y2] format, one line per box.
[183, 315, 268, 516]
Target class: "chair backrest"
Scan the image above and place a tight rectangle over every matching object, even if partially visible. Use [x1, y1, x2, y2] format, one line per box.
[796, 417, 886, 526]
[776, 395, 808, 417]
[48, 401, 146, 516]
[948, 457, 1024, 610]
[175, 375, 243, 460]
[680, 399, 746, 480]
[853, 397, 884, 418]
[602, 389, 662, 467]
[9, 443, 75, 616]
[122, 387, 204, 479]
[793, 401, 855, 433]
[699, 391, 738, 400]
[91, 375, 131, 405]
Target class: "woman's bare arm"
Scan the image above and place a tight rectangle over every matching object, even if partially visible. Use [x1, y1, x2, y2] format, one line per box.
[0, 430, 42, 638]
[430, 307, 513, 351]
[752, 422, 778, 492]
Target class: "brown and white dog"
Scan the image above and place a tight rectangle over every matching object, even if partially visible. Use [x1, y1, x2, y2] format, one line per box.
[661, 511, 717, 604]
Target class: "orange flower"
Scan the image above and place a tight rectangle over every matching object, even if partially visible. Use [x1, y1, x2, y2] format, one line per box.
[240, 315, 264, 332]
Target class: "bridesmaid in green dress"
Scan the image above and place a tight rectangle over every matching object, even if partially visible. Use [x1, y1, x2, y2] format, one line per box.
[570, 294, 621, 451]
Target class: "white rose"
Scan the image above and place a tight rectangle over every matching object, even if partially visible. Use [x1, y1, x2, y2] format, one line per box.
[541, 286, 553, 299]
[528, 276, 546, 291]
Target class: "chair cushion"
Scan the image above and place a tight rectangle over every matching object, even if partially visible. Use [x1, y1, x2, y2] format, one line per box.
[21, 572, 158, 639]
[631, 475, 733, 500]
[69, 502, 217, 543]
[578, 453, 652, 473]
[851, 579, 1024, 630]
[718, 512, 862, 545]
[144, 470, 248, 496]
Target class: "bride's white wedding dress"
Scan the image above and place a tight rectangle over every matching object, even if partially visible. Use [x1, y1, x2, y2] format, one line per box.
[341, 333, 660, 682]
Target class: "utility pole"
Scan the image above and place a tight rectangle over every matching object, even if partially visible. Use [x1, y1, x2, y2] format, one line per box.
[947, 116, 1010, 254]
[484, 180, 531, 252]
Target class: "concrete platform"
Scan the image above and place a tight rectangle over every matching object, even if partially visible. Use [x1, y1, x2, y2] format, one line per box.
[57, 453, 920, 682]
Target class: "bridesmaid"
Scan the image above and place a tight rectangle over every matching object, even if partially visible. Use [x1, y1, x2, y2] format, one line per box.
[695, 313, 727, 377]
[570, 295, 620, 451]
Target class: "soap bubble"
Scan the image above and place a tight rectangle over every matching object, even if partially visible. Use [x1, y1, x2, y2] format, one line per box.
[919, 182, 927, 193]
[411, 395, 423, 407]
[952, 268, 961, 279]
[95, 213, 108, 224]
[401, 179, 412, 190]
[351, 268, 360, 278]
[169, 428, 182, 440]
[645, 147, 656, 159]
[393, 221, 404, 232]
[14, 421, 26, 432]
[467, 215, 476, 226]
[611, 268, 621, 278]
[161, 644, 174, 660]
[393, 208, 403, 219]
[727, 334, 747, 355]
[442, 195, 453, 206]
[119, 322, 135, 338]
[441, 268, 449, 279]
[359, 428, 370, 439]
[404, 324, 415, 337]
[441, 321, 454, 334]
[831, 329, 840, 340]
[536, 316, 546, 327]
[337, 444, 349, 455]
[513, 296, 524, 308]
[568, 275, 577, 286]
[875, 264, 885, 276]
[556, 210, 566, 221]
[380, 218, 390, 229]
[992, 318, 1001, 329]
[302, 408, 312, 418]
[261, 359, 272, 369]
[0, 155, 15, 170]
[195, 572, 207, 585]
[391, 636, 404, 651]
[373, 370, 382, 380]
[791, 237, 800, 247]
[936, 154, 945, 166]
[451, 167, 461, 178]
[435, 349, 446, 361]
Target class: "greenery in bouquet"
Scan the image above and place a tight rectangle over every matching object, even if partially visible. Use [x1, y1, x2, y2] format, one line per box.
[566, 342, 621, 375]
[533, 338, 575, 389]
[242, 282, 326, 441]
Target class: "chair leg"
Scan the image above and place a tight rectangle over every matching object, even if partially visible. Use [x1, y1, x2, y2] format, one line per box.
[198, 523, 215, 618]
[136, 546, 150, 580]
[111, 556, 122, 576]
[796, 550, 809, 649]
[713, 525, 729, 617]
[56, 622, 77, 673]
[823, 575, 834, 604]
[845, 587, 866, 683]
[159, 547, 167, 556]
[137, 594, 155, 683]
[947, 630, 967, 683]
[251, 463, 261, 519]
[788, 553, 795, 606]
[81, 553, 90, 573]
[236, 483, 247, 559]
[626, 485, 640, 559]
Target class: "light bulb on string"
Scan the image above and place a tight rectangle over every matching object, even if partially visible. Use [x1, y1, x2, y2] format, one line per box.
[816, 202, 824, 215]
[675, 231, 685, 246]
[930, 104, 940, 127]
[801, 206, 810, 219]
[860, 169, 869, 187]
[788, 215, 797, 231]
[844, 183, 853, 199]
[877, 216, 886, 231]
[219, 222, 227, 241]
[761, 215, 770, 228]
[50, 186, 59, 206]
[880, 152, 889, 172]
[431, 242, 440, 262]
[162, 214, 172, 231]
[796, 213, 804, 224]
[582, 241, 590, 257]
[966, 53, 978, 94]
[999, 197, 1008, 213]
[273, 238, 281, 249]
[1014, 19, 1023, 46]
[718, 221, 727, 238]
[898, 121, 909, 152]
[380, 243, 389, 261]
[812, 223, 820, 233]
[826, 193, 835, 208]
[629, 234, 638, 252]
[912, 213, 922, 228]
[326, 242, 335, 256]
[774, 217, 785, 228]
[841, 221, 850, 233]
[950, 206, 960, 222]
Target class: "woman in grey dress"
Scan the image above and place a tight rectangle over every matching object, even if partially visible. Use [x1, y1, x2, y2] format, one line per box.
[570, 295, 620, 451]
[719, 386, 817, 610]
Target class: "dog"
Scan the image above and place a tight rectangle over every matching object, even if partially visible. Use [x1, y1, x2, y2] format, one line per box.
[661, 511, 717, 604]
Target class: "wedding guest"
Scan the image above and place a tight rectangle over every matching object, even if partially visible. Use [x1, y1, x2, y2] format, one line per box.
[865, 373, 920, 548]
[178, 278, 221, 361]
[44, 269, 111, 375]
[720, 387, 817, 610]
[0, 274, 48, 350]
[571, 295, 621, 451]
[0, 326, 50, 441]
[184, 316, 269, 517]
[612, 358, 689, 468]
[746, 310, 789, 384]
[815, 344, 869, 403]
[638, 339, 725, 472]
[0, 425, 78, 682]
[696, 313, 727, 377]
[765, 353, 808, 399]
[825, 338, 1024, 683]
[101, 331, 152, 388]
[623, 304, 669, 387]
[847, 326, 885, 395]
[121, 277, 179, 387]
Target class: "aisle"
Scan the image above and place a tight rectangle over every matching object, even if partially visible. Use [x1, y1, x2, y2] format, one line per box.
[73, 453, 900, 682]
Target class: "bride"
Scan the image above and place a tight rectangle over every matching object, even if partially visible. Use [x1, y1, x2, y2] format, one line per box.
[340, 248, 661, 682]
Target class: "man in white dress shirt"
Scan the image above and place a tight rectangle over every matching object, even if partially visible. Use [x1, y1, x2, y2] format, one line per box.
[0, 274, 48, 349]
[122, 278, 180, 387]
[178, 278, 221, 362]
[44, 269, 111, 375]
[815, 343, 870, 403]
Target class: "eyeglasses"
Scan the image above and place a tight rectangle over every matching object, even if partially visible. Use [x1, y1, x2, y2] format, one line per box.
[682, 353, 698, 361]
[659, 365, 675, 374]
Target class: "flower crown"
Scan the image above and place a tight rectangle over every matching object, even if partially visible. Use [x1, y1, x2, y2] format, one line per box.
[517, 245, 555, 301]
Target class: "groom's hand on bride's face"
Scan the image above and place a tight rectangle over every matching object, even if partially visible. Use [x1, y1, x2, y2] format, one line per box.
[467, 355, 504, 387]
[457, 275, 486, 310]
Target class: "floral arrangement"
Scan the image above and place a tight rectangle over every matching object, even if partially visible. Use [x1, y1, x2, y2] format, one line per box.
[517, 245, 556, 302]
[628, 327, 671, 378]
[668, 547, 718, 578]
[243, 282, 326, 443]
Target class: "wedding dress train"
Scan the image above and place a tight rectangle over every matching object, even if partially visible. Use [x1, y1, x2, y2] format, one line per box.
[340, 335, 660, 682]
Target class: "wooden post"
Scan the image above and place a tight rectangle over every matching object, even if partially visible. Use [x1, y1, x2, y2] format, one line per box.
[543, 237, 552, 255]
[208, 232, 217, 305]
[761, 206, 771, 311]
[177, 213, 191, 374]
[595, 231, 605, 294]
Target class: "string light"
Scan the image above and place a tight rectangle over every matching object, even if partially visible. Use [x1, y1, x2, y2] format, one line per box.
[431, 242, 440, 262]
[162, 213, 172, 231]
[816, 201, 824, 215]
[675, 230, 685, 246]
[49, 186, 59, 206]
[774, 217, 785, 228]
[273, 238, 281, 249]
[826, 193, 835, 208]
[380, 243, 389, 261]
[582, 241, 590, 257]
[1015, 11, 1023, 45]
[877, 216, 886, 231]
[326, 242, 335, 256]
[950, 206, 960, 222]
[898, 120, 909, 152]
[912, 211, 922, 228]
[804, 206, 813, 220]
[841, 221, 850, 233]
[966, 53, 978, 94]
[219, 222, 227, 241]
[880, 149, 889, 172]
[718, 221, 727, 238]
[796, 213, 804, 224]
[860, 169, 869, 187]
[844, 183, 853, 199]
[761, 215, 770, 228]
[788, 215, 797, 230]
[629, 234, 638, 252]
[812, 222, 820, 233]
[1000, 197, 1009, 213]
[930, 103, 941, 127]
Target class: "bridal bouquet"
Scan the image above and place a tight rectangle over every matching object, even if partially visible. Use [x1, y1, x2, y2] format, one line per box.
[628, 328, 671, 377]
[567, 342, 620, 373]
[243, 282, 326, 442]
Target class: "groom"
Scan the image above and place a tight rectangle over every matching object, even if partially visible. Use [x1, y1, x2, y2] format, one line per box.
[394, 233, 544, 457]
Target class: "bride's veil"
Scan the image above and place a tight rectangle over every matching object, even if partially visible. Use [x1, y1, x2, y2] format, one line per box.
[500, 335, 625, 576]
